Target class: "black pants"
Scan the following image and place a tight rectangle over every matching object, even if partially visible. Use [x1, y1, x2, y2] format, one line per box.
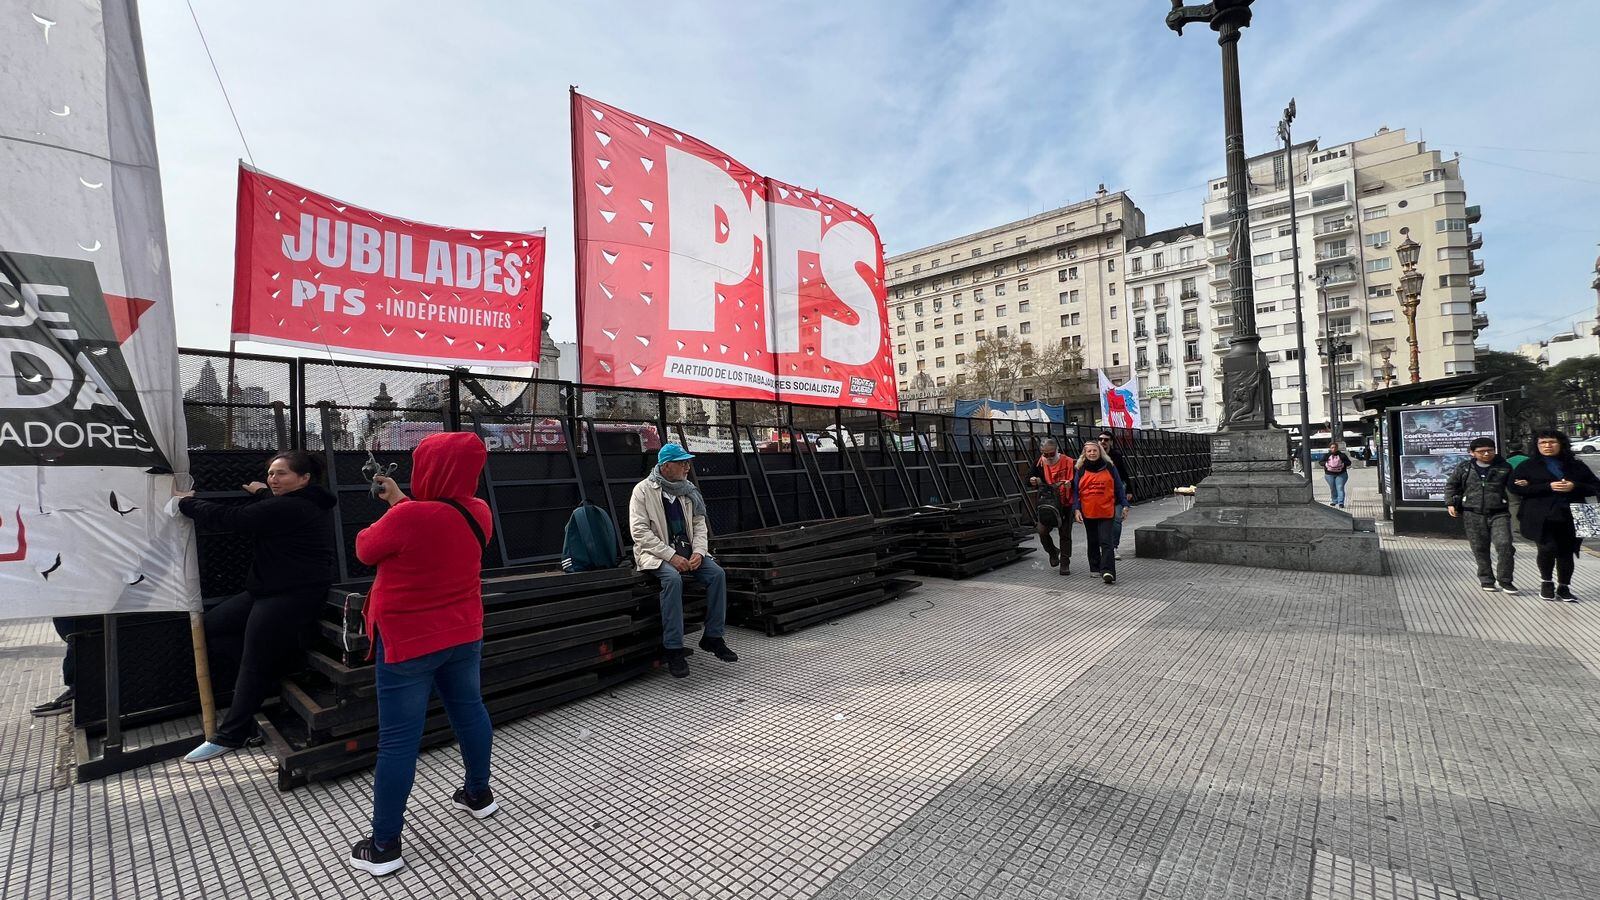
[205, 588, 325, 746]
[1036, 506, 1071, 571]
[52, 615, 99, 688]
[1536, 514, 1580, 586]
[1083, 518, 1116, 575]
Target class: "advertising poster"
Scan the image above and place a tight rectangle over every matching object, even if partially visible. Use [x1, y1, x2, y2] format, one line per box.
[570, 93, 897, 411]
[233, 165, 546, 368]
[1396, 403, 1497, 503]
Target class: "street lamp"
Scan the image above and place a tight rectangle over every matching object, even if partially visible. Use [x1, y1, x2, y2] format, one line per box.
[1396, 228, 1424, 384]
[1167, 0, 1271, 430]
[1379, 344, 1396, 388]
[1317, 334, 1352, 439]
[1279, 98, 1312, 476]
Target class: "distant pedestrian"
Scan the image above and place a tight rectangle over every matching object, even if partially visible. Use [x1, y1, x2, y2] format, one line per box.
[1510, 430, 1600, 602]
[1074, 442, 1127, 585]
[1445, 437, 1517, 593]
[1505, 444, 1530, 519]
[1322, 441, 1351, 508]
[1029, 438, 1075, 574]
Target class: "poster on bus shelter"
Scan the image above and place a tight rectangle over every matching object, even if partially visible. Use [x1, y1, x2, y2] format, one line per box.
[1396, 403, 1498, 502]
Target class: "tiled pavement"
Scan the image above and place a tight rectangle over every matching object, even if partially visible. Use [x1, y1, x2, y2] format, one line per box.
[4, 469, 1600, 898]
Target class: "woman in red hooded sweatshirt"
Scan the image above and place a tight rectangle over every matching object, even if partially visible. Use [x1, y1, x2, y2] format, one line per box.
[347, 432, 496, 877]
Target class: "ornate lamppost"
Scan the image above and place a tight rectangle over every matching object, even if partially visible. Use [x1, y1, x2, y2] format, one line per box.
[1279, 98, 1312, 475]
[1396, 228, 1424, 384]
[1167, 0, 1271, 430]
[1379, 345, 1396, 388]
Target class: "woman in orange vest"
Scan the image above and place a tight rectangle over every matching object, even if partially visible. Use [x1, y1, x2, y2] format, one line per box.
[1028, 438, 1076, 574]
[1073, 441, 1128, 584]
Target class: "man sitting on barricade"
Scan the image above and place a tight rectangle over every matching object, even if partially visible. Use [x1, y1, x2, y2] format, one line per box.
[628, 443, 737, 678]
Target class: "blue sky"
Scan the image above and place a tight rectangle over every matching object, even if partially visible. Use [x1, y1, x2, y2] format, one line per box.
[141, 0, 1599, 355]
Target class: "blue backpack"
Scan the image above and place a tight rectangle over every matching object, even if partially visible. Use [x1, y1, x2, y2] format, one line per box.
[561, 501, 620, 573]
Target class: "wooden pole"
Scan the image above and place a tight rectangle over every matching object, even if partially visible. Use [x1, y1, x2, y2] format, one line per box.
[190, 608, 216, 738]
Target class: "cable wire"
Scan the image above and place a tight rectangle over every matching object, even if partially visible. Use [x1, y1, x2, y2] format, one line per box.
[185, 0, 254, 166]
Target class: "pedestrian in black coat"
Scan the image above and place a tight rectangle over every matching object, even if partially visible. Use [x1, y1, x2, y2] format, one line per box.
[1509, 430, 1600, 601]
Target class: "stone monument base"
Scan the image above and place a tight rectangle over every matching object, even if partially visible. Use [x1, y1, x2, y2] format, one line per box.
[1134, 428, 1384, 576]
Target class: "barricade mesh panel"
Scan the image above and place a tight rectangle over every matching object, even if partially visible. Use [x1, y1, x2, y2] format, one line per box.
[179, 351, 295, 450]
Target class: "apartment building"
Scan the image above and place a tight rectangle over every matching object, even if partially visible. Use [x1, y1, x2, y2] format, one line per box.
[1124, 224, 1217, 431]
[885, 188, 1146, 412]
[1202, 127, 1485, 430]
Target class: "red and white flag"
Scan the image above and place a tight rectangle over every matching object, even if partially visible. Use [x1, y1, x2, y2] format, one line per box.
[0, 0, 199, 616]
[571, 93, 897, 410]
[232, 165, 546, 368]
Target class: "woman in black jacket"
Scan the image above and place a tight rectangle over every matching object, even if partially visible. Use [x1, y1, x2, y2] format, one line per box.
[177, 450, 339, 760]
[1510, 430, 1600, 601]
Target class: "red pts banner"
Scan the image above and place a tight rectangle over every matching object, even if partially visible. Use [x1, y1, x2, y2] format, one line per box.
[232, 165, 545, 368]
[571, 93, 896, 410]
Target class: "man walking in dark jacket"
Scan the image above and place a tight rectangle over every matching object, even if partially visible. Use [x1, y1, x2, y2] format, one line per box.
[1446, 437, 1517, 593]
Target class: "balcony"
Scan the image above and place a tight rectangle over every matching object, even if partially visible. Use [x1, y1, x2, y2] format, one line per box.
[1321, 382, 1364, 395]
[1183, 321, 1202, 334]
[1132, 299, 1148, 312]
[1470, 285, 1486, 304]
[1467, 228, 1482, 250]
[1209, 244, 1230, 262]
[1316, 245, 1355, 263]
[1310, 189, 1351, 210]
[1155, 327, 1172, 338]
[1214, 316, 1234, 331]
[1473, 312, 1490, 333]
[1135, 359, 1151, 372]
[1315, 217, 1354, 237]
[1469, 258, 1485, 277]
[1152, 293, 1171, 306]
[1157, 357, 1173, 368]
[1181, 289, 1200, 304]
[1209, 270, 1232, 287]
[1133, 329, 1150, 342]
[1466, 205, 1482, 224]
[1186, 383, 1204, 395]
[1319, 325, 1362, 340]
[1184, 353, 1204, 364]
[1211, 293, 1233, 307]
[1322, 268, 1358, 286]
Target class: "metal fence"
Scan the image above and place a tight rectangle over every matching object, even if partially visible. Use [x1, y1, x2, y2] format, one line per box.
[179, 348, 1211, 594]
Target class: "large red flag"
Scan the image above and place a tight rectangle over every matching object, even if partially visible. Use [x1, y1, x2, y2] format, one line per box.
[571, 93, 896, 410]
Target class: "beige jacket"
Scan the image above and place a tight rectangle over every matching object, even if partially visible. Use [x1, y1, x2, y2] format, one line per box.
[629, 477, 710, 570]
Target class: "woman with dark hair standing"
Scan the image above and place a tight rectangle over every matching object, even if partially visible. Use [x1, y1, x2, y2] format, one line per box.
[176, 450, 338, 760]
[1510, 430, 1600, 601]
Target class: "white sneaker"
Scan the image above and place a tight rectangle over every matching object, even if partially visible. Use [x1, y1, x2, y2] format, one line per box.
[184, 741, 237, 763]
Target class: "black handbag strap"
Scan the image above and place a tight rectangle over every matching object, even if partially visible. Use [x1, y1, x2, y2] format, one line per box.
[435, 498, 489, 551]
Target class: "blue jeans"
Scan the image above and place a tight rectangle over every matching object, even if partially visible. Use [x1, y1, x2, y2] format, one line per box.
[653, 556, 727, 650]
[371, 638, 493, 844]
[1109, 513, 1125, 550]
[1324, 471, 1348, 505]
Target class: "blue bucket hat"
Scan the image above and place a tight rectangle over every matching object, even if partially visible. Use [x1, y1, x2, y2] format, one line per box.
[657, 443, 695, 465]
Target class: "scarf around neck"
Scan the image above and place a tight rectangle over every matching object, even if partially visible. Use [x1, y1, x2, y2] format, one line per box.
[649, 468, 706, 517]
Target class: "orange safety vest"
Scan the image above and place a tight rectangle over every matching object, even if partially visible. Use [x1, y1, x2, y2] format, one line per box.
[1037, 454, 1075, 505]
[1077, 466, 1118, 519]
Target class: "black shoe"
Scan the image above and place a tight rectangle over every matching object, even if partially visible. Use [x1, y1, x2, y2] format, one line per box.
[699, 636, 738, 663]
[1480, 580, 1498, 592]
[1102, 571, 1116, 585]
[1498, 582, 1520, 596]
[348, 837, 404, 877]
[1557, 585, 1578, 603]
[1058, 566, 1071, 577]
[1047, 551, 1060, 569]
[30, 688, 73, 718]
[666, 649, 690, 678]
[452, 787, 498, 819]
[1540, 581, 1557, 601]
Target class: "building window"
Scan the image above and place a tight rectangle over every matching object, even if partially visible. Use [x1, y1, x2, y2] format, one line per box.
[996, 325, 1009, 338]
[897, 362, 907, 375]
[1111, 329, 1120, 343]
[1107, 259, 1116, 273]
[1279, 274, 1297, 286]
[1437, 246, 1469, 261]
[897, 344, 906, 354]
[933, 299, 943, 313]
[956, 353, 966, 365]
[954, 313, 964, 325]
[1188, 402, 1204, 419]
[1444, 360, 1475, 375]
[1254, 277, 1274, 291]
[1018, 299, 1031, 313]
[1253, 252, 1273, 267]
[1422, 168, 1447, 183]
[1366, 257, 1392, 273]
[1365, 230, 1390, 247]
[996, 305, 1008, 318]
[972, 247, 982, 257]
[955, 334, 965, 346]
[1109, 284, 1117, 296]
[1278, 249, 1295, 261]
[1441, 301, 1471, 316]
[914, 321, 924, 333]
[995, 283, 1007, 297]
[1256, 303, 1277, 315]
[1278, 224, 1293, 237]
[1439, 273, 1470, 288]
[974, 309, 984, 321]
[1060, 314, 1071, 327]
[915, 340, 924, 351]
[934, 337, 945, 348]
[1109, 305, 1118, 320]
[1018, 279, 1030, 292]
[896, 324, 905, 336]
[1368, 284, 1394, 299]
[1364, 205, 1388, 220]
[1369, 310, 1395, 325]
[1112, 353, 1120, 366]
[896, 306, 905, 320]
[936, 357, 946, 368]
[1070, 290, 1080, 303]
[974, 288, 984, 302]
[1020, 322, 1033, 334]
[1436, 218, 1467, 232]
[1284, 348, 1301, 361]
[913, 302, 924, 315]
[1181, 277, 1197, 294]
[1251, 227, 1270, 241]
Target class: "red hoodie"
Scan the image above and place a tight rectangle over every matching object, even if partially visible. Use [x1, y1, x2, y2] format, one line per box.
[356, 432, 493, 663]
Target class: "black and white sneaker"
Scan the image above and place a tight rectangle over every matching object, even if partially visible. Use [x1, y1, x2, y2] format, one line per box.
[1480, 581, 1498, 592]
[1498, 582, 1520, 596]
[1540, 581, 1557, 601]
[1557, 585, 1578, 603]
[348, 837, 404, 877]
[453, 787, 498, 819]
[1102, 571, 1116, 585]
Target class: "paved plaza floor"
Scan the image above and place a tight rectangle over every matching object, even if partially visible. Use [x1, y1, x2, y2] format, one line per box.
[4, 469, 1600, 899]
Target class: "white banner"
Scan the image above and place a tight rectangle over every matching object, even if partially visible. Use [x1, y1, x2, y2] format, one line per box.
[1097, 369, 1142, 430]
[0, 0, 200, 617]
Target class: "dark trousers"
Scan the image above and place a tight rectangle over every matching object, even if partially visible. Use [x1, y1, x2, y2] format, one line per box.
[52, 615, 99, 688]
[1536, 514, 1579, 586]
[1461, 510, 1514, 584]
[372, 637, 493, 844]
[1036, 508, 1071, 571]
[1083, 517, 1116, 575]
[205, 588, 325, 747]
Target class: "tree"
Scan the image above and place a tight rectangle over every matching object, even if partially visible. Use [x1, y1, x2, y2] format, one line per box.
[1545, 356, 1600, 438]
[1032, 340, 1087, 402]
[961, 334, 1029, 402]
[1474, 348, 1553, 439]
